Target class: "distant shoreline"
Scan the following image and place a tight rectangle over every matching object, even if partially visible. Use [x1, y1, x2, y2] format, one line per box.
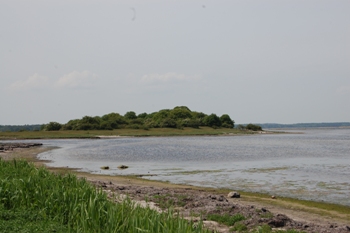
[258, 122, 350, 129]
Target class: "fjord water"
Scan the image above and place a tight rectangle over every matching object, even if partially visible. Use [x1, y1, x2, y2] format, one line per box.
[34, 128, 350, 205]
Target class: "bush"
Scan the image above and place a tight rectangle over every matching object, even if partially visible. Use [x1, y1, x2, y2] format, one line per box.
[203, 114, 221, 127]
[220, 114, 234, 128]
[246, 124, 262, 131]
[160, 118, 177, 128]
[124, 111, 137, 120]
[186, 119, 200, 128]
[43, 122, 62, 131]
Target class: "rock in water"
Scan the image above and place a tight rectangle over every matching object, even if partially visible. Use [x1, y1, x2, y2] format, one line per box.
[118, 165, 129, 169]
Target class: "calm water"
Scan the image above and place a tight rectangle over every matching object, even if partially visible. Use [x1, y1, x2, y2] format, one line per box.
[9, 128, 350, 205]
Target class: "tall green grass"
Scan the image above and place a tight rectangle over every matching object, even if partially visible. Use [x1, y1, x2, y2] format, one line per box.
[0, 159, 209, 232]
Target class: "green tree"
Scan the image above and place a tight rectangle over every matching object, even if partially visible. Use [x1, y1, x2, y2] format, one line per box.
[160, 118, 177, 128]
[153, 109, 170, 120]
[169, 107, 192, 120]
[62, 119, 80, 130]
[191, 112, 207, 126]
[124, 111, 137, 120]
[203, 114, 221, 127]
[44, 122, 62, 131]
[220, 114, 234, 128]
[183, 119, 201, 128]
[77, 116, 101, 130]
[101, 113, 127, 129]
[137, 112, 148, 118]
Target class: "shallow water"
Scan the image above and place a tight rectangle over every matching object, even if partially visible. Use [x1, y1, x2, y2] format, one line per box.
[5, 128, 350, 206]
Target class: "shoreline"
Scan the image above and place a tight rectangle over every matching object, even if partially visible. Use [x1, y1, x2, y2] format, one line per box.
[1, 145, 349, 232]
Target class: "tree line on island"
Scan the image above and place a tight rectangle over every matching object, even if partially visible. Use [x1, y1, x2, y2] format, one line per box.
[0, 106, 263, 132]
[42, 106, 242, 131]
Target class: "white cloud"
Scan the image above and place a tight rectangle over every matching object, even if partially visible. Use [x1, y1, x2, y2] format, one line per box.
[336, 85, 350, 95]
[141, 72, 201, 83]
[7, 73, 49, 91]
[55, 71, 98, 89]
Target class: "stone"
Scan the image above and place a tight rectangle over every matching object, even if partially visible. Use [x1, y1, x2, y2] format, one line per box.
[227, 191, 240, 198]
[268, 214, 290, 228]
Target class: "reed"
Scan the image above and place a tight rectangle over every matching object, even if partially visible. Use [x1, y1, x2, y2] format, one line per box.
[0, 159, 209, 233]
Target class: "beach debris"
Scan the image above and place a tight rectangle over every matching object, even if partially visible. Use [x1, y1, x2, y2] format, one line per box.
[227, 191, 240, 198]
[100, 166, 110, 170]
[118, 165, 129, 169]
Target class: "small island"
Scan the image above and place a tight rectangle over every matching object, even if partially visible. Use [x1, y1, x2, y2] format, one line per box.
[0, 106, 263, 139]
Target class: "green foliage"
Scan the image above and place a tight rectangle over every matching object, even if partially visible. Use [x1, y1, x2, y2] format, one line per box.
[137, 112, 148, 118]
[203, 114, 221, 127]
[246, 123, 262, 131]
[0, 206, 68, 232]
[41, 106, 235, 131]
[160, 118, 177, 128]
[183, 119, 201, 128]
[43, 122, 62, 131]
[255, 224, 272, 233]
[206, 213, 245, 226]
[220, 114, 234, 128]
[260, 212, 274, 219]
[169, 107, 192, 120]
[231, 222, 247, 232]
[124, 111, 137, 120]
[0, 159, 210, 233]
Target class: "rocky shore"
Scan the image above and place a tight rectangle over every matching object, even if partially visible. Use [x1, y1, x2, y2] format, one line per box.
[0, 143, 43, 153]
[90, 180, 350, 233]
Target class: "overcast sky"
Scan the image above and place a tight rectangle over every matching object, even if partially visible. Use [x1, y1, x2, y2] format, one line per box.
[1, 0, 349, 125]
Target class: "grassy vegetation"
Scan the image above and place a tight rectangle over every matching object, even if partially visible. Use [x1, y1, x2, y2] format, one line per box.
[0, 127, 257, 139]
[0, 159, 210, 233]
[153, 193, 189, 209]
[206, 213, 245, 226]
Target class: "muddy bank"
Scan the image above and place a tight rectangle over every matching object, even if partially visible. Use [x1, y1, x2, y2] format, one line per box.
[0, 142, 43, 152]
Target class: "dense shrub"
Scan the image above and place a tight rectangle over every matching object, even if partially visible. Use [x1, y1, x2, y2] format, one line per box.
[43, 106, 236, 131]
[246, 124, 262, 131]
